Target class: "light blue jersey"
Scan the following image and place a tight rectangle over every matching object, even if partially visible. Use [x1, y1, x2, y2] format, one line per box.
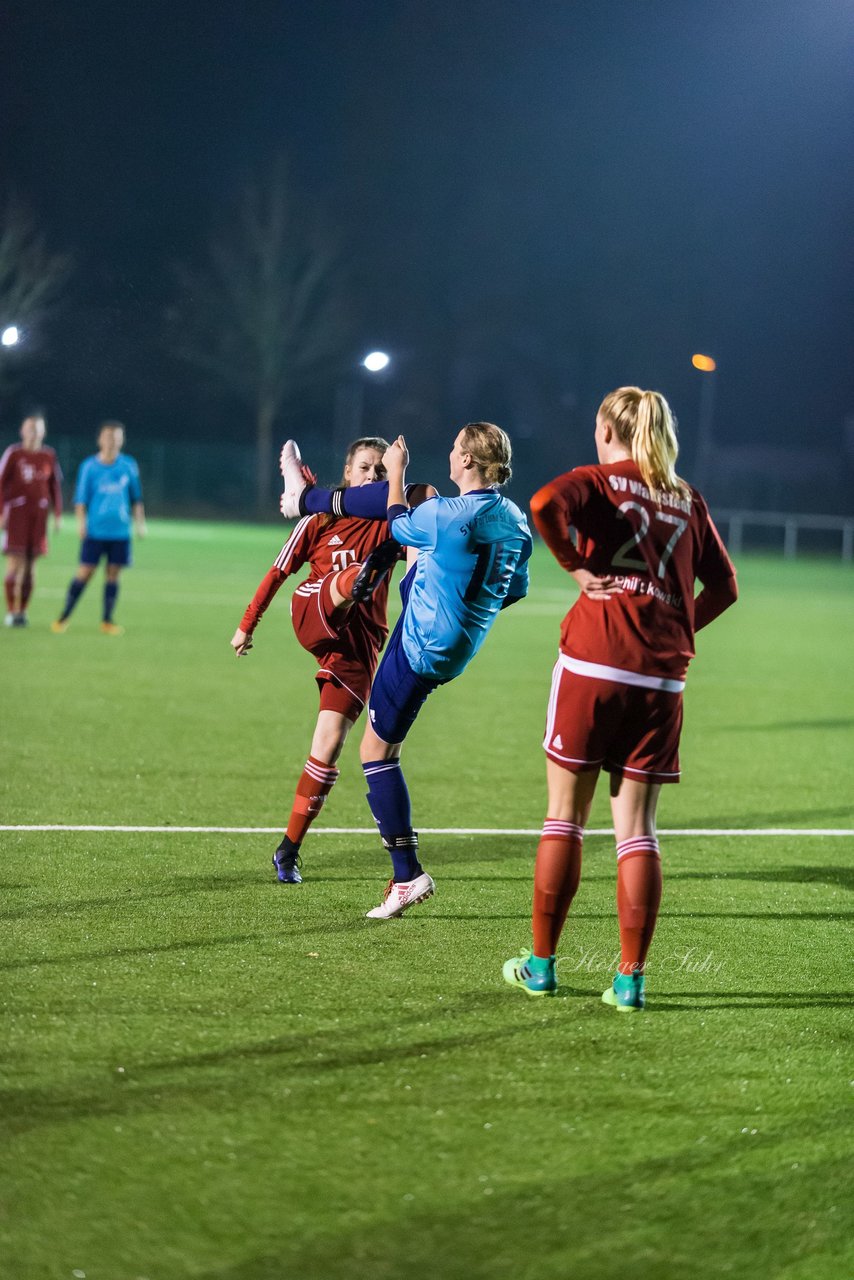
[74, 454, 143, 540]
[390, 490, 532, 680]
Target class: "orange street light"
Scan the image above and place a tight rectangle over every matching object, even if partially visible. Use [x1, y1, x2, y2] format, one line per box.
[691, 354, 718, 488]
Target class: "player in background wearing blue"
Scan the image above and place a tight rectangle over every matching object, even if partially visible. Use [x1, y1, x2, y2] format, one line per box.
[52, 422, 145, 635]
[280, 424, 533, 918]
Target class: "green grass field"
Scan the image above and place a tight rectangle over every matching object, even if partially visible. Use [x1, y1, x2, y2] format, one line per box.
[2, 521, 853, 1280]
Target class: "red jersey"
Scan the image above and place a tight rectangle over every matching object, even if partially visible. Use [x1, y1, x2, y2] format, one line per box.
[0, 445, 63, 516]
[531, 460, 737, 682]
[240, 513, 394, 645]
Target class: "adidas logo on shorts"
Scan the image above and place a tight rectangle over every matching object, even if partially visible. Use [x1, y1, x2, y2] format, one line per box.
[553, 734, 564, 749]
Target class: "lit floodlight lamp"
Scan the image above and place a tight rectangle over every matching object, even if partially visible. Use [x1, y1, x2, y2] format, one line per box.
[691, 353, 716, 372]
[1, 325, 20, 347]
[362, 350, 390, 373]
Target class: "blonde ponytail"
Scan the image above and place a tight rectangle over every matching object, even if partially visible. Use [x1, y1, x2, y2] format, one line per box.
[460, 421, 513, 486]
[599, 386, 689, 500]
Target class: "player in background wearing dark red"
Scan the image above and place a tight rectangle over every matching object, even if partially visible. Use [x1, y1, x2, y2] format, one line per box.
[230, 437, 435, 884]
[0, 411, 63, 627]
[504, 386, 738, 1009]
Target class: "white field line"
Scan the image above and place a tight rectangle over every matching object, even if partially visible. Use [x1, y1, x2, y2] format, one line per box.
[1, 825, 852, 837]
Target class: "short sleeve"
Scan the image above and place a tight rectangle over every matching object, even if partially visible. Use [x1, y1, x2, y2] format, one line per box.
[73, 461, 91, 507]
[128, 459, 143, 503]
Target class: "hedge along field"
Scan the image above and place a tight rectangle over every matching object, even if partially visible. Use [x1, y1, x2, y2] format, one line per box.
[1, 521, 852, 1280]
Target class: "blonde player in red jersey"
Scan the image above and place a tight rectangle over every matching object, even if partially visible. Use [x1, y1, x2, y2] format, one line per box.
[504, 386, 738, 1009]
[1, 411, 63, 627]
[230, 437, 434, 884]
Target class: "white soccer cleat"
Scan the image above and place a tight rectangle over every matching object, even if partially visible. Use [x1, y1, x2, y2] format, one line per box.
[279, 439, 307, 519]
[365, 872, 435, 920]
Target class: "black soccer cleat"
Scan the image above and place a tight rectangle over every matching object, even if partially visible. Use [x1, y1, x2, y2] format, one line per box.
[350, 538, 402, 603]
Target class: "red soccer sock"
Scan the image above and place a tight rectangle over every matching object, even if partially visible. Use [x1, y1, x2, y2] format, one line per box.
[4, 573, 16, 612]
[615, 838, 662, 975]
[285, 756, 340, 846]
[335, 563, 361, 600]
[20, 571, 33, 609]
[531, 819, 584, 957]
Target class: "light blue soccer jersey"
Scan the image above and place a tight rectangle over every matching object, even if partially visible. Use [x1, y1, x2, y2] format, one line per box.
[74, 454, 143, 540]
[390, 490, 532, 680]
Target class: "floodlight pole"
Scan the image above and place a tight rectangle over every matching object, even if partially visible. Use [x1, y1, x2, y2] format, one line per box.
[334, 352, 392, 448]
[691, 355, 717, 491]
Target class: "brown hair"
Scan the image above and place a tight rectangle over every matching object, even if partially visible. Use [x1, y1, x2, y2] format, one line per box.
[598, 387, 688, 499]
[339, 436, 389, 487]
[460, 421, 512, 487]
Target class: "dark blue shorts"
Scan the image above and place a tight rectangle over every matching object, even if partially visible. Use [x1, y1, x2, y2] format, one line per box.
[80, 537, 132, 567]
[368, 569, 444, 745]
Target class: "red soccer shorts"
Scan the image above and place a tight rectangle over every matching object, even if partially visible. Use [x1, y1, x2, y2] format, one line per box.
[290, 572, 384, 721]
[543, 653, 684, 784]
[3, 500, 49, 557]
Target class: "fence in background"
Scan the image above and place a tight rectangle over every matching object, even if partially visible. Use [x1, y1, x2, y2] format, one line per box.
[715, 510, 854, 562]
[49, 436, 854, 560]
[52, 436, 272, 520]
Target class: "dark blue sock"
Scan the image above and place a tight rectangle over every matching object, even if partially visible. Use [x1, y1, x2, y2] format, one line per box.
[60, 577, 87, 620]
[362, 758, 422, 882]
[303, 482, 389, 519]
[103, 581, 119, 622]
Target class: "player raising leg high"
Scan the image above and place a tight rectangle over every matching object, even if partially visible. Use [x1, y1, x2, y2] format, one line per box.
[295, 427, 532, 918]
[231, 438, 435, 884]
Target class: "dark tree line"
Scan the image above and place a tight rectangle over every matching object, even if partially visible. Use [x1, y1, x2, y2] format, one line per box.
[170, 158, 354, 513]
[3, 160, 355, 516]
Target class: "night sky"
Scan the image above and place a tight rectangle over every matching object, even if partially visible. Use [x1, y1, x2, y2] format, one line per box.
[1, 0, 852, 489]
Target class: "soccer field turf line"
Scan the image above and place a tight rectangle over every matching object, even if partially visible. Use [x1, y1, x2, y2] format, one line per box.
[3, 823, 853, 835]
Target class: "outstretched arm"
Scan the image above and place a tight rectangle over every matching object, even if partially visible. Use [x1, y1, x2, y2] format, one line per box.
[299, 476, 434, 521]
[231, 565, 287, 657]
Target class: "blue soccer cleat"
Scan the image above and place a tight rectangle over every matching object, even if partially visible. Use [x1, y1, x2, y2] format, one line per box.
[272, 843, 303, 884]
[602, 971, 646, 1012]
[502, 949, 557, 997]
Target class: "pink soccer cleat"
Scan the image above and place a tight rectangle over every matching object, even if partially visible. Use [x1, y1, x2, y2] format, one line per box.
[279, 440, 308, 518]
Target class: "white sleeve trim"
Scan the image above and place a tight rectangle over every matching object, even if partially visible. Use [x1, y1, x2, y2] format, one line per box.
[275, 515, 314, 572]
